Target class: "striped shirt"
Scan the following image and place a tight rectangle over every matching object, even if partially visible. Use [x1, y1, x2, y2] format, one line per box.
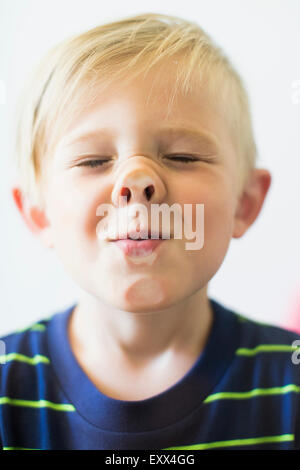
[1, 298, 300, 450]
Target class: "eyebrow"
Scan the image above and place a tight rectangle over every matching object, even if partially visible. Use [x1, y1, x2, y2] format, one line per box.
[156, 125, 220, 149]
[62, 125, 220, 150]
[61, 129, 117, 147]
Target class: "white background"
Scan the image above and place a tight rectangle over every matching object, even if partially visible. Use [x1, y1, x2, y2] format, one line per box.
[0, 0, 299, 336]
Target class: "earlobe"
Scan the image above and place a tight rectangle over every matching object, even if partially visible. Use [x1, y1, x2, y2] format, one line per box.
[232, 169, 272, 239]
[30, 206, 54, 249]
[11, 186, 54, 249]
[30, 206, 50, 231]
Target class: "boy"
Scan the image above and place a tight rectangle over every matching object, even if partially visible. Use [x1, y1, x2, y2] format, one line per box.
[1, 12, 300, 450]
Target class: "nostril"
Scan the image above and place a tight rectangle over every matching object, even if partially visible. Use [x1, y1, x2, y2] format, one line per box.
[120, 187, 131, 202]
[144, 184, 154, 201]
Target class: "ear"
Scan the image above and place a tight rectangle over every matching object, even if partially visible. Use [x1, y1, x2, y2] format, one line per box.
[11, 185, 54, 249]
[232, 168, 272, 238]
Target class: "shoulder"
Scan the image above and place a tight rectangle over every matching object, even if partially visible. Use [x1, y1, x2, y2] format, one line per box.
[0, 307, 70, 393]
[0, 314, 54, 446]
[0, 306, 76, 449]
[229, 306, 300, 382]
[233, 308, 300, 347]
[211, 298, 300, 381]
[212, 298, 300, 346]
[0, 314, 53, 364]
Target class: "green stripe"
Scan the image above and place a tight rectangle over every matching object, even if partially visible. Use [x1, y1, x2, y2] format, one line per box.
[204, 383, 300, 404]
[17, 323, 46, 333]
[235, 314, 249, 323]
[0, 397, 75, 412]
[236, 344, 300, 356]
[4, 434, 294, 451]
[3, 447, 41, 450]
[163, 433, 294, 450]
[16, 313, 59, 333]
[0, 353, 50, 365]
[30, 324, 46, 332]
[234, 313, 271, 327]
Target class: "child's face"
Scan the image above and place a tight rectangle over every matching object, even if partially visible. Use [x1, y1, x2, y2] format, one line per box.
[39, 65, 247, 311]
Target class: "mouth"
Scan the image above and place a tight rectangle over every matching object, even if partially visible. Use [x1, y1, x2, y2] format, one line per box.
[112, 238, 165, 257]
[108, 229, 170, 257]
[109, 230, 171, 242]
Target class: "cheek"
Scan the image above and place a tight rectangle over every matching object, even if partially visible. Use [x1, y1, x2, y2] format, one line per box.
[45, 177, 106, 254]
[172, 175, 234, 237]
[203, 185, 236, 267]
[174, 175, 236, 273]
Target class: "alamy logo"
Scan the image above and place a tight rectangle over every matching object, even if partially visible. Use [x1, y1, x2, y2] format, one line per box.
[291, 340, 300, 364]
[96, 197, 205, 251]
[0, 340, 6, 364]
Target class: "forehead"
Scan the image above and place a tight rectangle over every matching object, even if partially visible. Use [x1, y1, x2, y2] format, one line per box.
[53, 63, 233, 158]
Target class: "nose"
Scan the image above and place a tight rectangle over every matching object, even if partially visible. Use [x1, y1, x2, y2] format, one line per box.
[111, 156, 167, 207]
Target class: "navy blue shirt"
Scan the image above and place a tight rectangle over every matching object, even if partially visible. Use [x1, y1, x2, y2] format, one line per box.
[1, 298, 300, 450]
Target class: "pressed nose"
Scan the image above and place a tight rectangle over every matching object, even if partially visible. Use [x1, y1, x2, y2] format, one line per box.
[111, 157, 167, 207]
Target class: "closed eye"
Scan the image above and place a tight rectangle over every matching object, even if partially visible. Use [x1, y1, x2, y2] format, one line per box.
[76, 159, 111, 168]
[165, 155, 200, 163]
[164, 154, 216, 165]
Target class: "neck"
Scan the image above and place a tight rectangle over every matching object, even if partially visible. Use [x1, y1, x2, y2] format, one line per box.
[68, 287, 213, 369]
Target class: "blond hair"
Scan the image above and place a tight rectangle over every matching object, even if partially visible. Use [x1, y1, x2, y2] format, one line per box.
[13, 12, 258, 207]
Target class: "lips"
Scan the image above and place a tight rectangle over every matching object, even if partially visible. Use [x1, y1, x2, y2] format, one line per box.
[107, 227, 171, 257]
[109, 228, 168, 241]
[113, 238, 164, 257]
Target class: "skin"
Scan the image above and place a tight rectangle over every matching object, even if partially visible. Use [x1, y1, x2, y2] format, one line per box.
[11, 64, 271, 401]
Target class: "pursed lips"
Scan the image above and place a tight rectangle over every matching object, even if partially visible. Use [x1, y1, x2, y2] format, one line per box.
[109, 230, 172, 241]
